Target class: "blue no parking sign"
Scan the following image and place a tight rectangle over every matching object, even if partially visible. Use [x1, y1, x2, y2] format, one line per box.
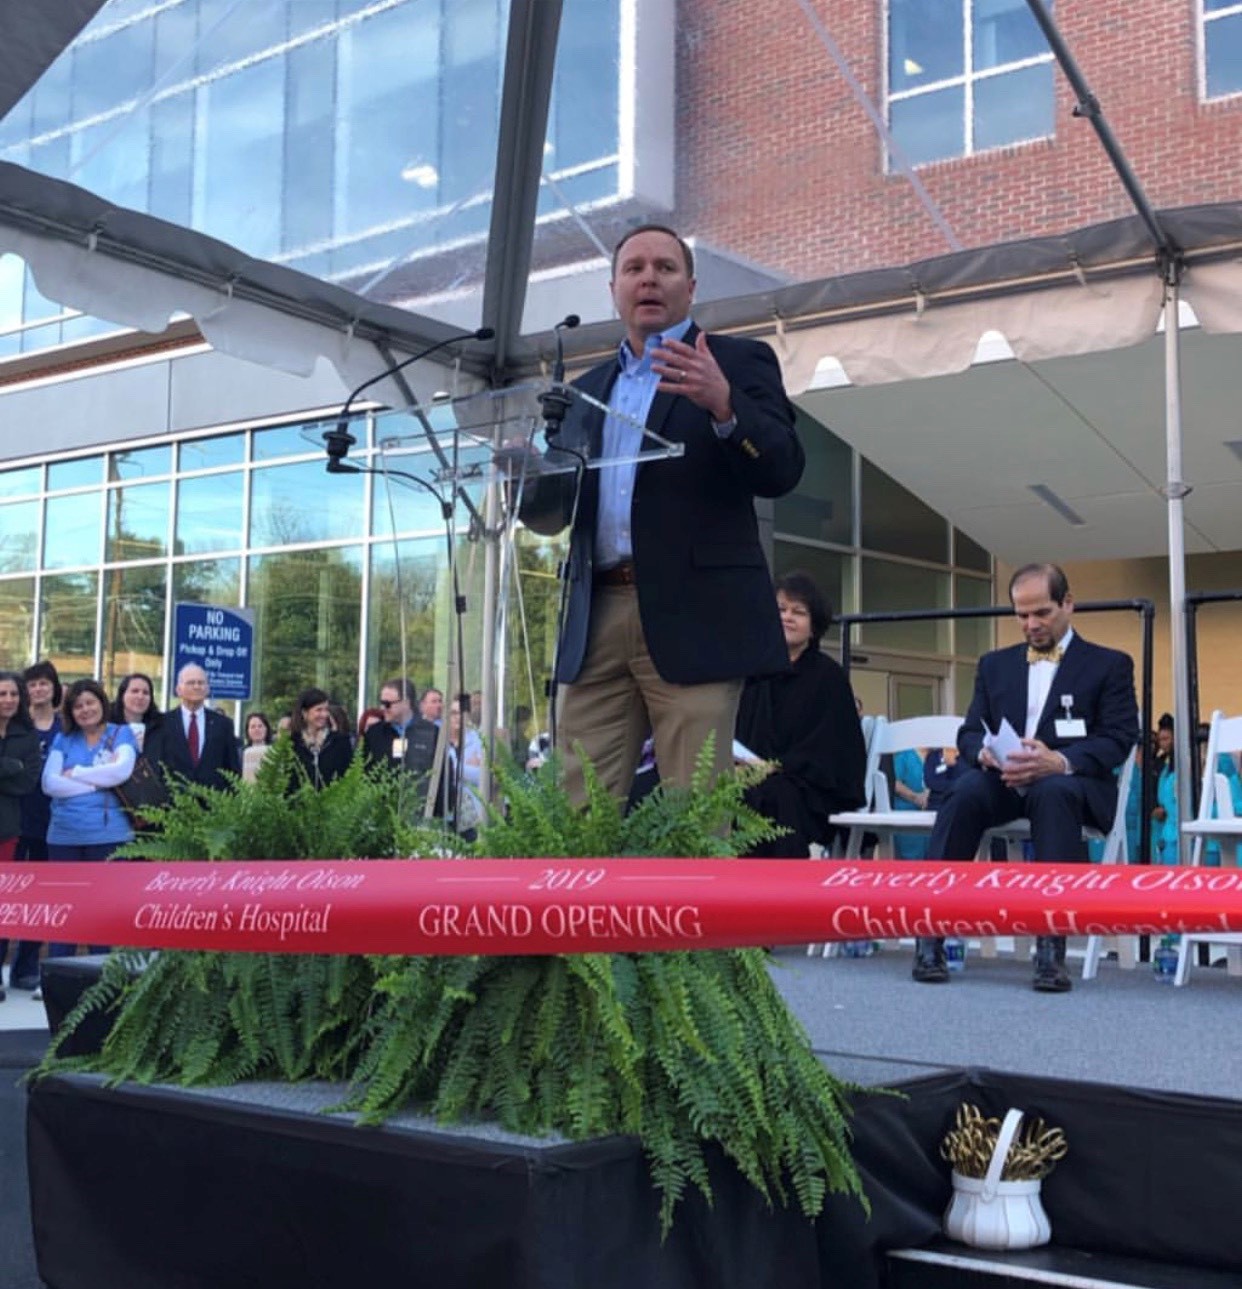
[173, 603, 255, 700]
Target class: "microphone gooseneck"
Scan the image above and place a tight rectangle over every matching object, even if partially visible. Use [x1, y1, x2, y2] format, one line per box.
[539, 313, 581, 441]
[323, 326, 495, 471]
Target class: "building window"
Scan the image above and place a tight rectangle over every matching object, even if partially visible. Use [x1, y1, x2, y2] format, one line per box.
[1203, 0, 1242, 99]
[0, 411, 568, 729]
[887, 0, 1054, 167]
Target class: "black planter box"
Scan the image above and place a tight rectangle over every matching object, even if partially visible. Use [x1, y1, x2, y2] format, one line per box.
[27, 1073, 897, 1289]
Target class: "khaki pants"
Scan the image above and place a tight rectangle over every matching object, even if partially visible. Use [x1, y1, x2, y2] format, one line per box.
[556, 585, 741, 804]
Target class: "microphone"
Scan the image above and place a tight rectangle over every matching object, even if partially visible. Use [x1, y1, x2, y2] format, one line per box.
[552, 313, 579, 383]
[323, 326, 495, 472]
[539, 314, 581, 440]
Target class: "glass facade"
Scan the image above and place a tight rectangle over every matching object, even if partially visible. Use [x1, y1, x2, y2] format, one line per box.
[0, 413, 566, 732]
[0, 402, 992, 731]
[775, 415, 994, 704]
[887, 0, 1054, 166]
[0, 0, 633, 350]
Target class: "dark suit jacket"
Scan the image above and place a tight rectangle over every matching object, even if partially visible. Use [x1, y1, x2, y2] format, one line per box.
[361, 718, 454, 817]
[958, 634, 1139, 828]
[149, 706, 240, 792]
[519, 327, 804, 685]
[362, 719, 438, 777]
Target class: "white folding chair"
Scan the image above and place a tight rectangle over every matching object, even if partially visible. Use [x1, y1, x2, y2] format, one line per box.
[975, 745, 1138, 975]
[808, 713, 879, 863]
[805, 713, 881, 955]
[1081, 745, 1139, 978]
[826, 714, 964, 860]
[1174, 711, 1242, 986]
[807, 714, 962, 958]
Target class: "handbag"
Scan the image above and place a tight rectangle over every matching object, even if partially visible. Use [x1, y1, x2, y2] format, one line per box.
[114, 749, 171, 823]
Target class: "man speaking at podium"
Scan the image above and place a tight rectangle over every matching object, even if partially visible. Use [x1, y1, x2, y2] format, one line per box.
[518, 224, 804, 803]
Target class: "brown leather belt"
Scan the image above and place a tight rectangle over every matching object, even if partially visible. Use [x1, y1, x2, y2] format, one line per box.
[594, 560, 637, 587]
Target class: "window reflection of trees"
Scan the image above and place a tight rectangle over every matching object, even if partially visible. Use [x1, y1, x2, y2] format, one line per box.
[368, 543, 440, 699]
[250, 547, 362, 723]
[40, 571, 99, 683]
[101, 565, 166, 696]
[0, 577, 35, 662]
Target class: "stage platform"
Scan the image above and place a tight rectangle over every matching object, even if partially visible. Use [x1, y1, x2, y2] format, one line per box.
[10, 946, 1242, 1287]
[769, 940, 1242, 1100]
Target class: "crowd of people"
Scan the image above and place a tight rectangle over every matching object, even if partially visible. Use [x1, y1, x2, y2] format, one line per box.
[3, 561, 1238, 1006]
[0, 658, 484, 1002]
[1137, 711, 1242, 867]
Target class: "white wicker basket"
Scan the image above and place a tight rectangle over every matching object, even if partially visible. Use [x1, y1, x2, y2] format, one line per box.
[943, 1108, 1052, 1251]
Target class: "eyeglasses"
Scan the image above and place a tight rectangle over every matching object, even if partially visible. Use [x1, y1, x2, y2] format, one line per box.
[379, 699, 396, 708]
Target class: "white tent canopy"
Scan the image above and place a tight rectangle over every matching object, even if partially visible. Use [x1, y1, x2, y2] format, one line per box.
[753, 204, 1242, 566]
[3, 158, 1242, 566]
[0, 162, 492, 406]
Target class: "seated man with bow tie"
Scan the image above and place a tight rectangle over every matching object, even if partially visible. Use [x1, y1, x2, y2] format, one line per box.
[913, 563, 1139, 992]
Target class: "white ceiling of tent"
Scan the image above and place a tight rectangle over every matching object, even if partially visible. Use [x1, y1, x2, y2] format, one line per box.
[796, 313, 1242, 564]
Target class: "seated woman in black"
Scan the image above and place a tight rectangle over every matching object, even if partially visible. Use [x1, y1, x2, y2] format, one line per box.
[735, 571, 866, 857]
[289, 688, 353, 790]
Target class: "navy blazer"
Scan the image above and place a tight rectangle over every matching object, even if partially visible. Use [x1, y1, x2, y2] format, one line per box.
[520, 327, 804, 685]
[148, 706, 240, 792]
[958, 634, 1139, 826]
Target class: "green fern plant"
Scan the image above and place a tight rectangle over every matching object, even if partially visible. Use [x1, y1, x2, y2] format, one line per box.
[38, 737, 865, 1232]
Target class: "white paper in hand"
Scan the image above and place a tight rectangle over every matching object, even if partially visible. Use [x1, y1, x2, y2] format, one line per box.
[982, 717, 1023, 768]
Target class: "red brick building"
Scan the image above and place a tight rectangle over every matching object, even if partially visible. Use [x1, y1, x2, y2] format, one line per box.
[680, 1, 1242, 281]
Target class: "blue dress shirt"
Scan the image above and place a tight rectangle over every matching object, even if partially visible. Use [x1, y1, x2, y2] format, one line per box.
[594, 316, 693, 569]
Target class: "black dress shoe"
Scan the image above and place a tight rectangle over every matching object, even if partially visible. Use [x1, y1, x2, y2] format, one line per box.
[912, 937, 949, 983]
[1033, 936, 1071, 993]
[12, 975, 40, 991]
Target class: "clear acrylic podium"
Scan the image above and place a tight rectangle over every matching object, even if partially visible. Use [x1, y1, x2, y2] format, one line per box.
[309, 380, 685, 810]
[362, 380, 683, 486]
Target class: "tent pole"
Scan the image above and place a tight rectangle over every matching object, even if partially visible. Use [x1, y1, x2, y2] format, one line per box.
[1163, 277, 1194, 862]
[1028, 0, 1192, 858]
[478, 481, 500, 805]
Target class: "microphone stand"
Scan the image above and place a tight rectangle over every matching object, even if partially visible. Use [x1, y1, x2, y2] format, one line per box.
[323, 327, 492, 841]
[534, 314, 584, 752]
[323, 326, 494, 526]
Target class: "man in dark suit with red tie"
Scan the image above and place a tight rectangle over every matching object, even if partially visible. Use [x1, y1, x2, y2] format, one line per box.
[517, 224, 804, 803]
[915, 563, 1139, 992]
[148, 663, 241, 792]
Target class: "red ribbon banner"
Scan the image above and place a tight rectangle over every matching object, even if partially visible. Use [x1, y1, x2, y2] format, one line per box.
[2, 859, 1242, 956]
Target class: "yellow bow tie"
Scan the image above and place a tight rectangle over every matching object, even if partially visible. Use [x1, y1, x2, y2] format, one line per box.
[1026, 645, 1063, 665]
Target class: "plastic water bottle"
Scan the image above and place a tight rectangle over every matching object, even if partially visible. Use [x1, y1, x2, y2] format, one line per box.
[944, 937, 966, 973]
[1153, 935, 1179, 983]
